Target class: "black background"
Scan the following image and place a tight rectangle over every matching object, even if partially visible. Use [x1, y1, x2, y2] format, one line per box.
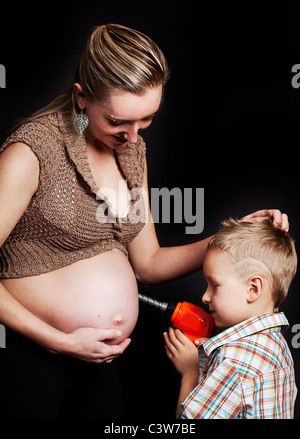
[1, 1, 300, 421]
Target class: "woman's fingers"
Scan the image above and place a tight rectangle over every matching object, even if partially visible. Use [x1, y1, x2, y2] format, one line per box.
[241, 209, 289, 231]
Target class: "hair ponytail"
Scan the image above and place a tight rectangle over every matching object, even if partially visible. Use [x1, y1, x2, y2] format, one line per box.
[17, 24, 169, 129]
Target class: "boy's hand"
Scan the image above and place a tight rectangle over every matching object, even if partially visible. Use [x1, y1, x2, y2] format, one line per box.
[194, 337, 209, 347]
[164, 327, 199, 378]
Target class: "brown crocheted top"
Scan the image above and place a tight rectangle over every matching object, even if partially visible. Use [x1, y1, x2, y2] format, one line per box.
[0, 112, 146, 278]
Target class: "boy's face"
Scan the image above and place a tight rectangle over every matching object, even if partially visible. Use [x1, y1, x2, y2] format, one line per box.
[202, 249, 252, 329]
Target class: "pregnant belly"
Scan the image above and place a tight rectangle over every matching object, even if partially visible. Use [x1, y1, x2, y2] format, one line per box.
[1, 249, 139, 344]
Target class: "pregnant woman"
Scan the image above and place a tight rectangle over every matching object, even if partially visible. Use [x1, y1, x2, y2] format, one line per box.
[0, 24, 288, 419]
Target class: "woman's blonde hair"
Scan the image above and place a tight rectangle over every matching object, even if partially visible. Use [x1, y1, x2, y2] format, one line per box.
[20, 24, 169, 126]
[208, 218, 297, 309]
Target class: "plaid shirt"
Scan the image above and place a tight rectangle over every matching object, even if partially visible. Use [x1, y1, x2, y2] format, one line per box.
[178, 313, 297, 419]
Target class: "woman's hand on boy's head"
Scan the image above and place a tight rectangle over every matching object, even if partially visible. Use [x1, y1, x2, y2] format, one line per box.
[241, 209, 289, 232]
[163, 327, 199, 377]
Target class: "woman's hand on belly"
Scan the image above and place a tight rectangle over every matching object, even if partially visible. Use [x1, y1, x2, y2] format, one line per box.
[56, 327, 131, 364]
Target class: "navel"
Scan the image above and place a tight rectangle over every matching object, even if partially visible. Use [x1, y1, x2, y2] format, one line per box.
[112, 314, 124, 325]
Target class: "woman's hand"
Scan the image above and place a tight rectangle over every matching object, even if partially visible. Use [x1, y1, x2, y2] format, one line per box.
[241, 209, 289, 231]
[164, 327, 199, 377]
[55, 327, 131, 364]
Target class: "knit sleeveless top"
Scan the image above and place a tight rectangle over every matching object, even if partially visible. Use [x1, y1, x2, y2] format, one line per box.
[0, 112, 146, 278]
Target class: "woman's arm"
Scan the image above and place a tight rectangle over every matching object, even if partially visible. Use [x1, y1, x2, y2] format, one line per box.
[128, 162, 212, 285]
[128, 161, 290, 285]
[0, 143, 129, 362]
[0, 143, 62, 348]
[129, 228, 211, 286]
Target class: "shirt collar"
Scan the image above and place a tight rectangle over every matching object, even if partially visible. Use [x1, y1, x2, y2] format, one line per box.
[203, 312, 289, 356]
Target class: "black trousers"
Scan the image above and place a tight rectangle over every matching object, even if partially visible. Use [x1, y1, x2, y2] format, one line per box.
[0, 328, 123, 419]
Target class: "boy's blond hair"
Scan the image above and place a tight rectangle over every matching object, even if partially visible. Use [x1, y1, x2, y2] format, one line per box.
[208, 218, 297, 308]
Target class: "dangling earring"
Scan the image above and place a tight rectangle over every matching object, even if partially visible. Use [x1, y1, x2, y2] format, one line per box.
[73, 110, 89, 135]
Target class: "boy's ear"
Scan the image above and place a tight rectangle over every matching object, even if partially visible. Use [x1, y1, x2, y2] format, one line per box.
[246, 276, 263, 303]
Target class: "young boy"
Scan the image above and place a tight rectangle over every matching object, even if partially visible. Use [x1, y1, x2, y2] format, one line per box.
[164, 218, 297, 419]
